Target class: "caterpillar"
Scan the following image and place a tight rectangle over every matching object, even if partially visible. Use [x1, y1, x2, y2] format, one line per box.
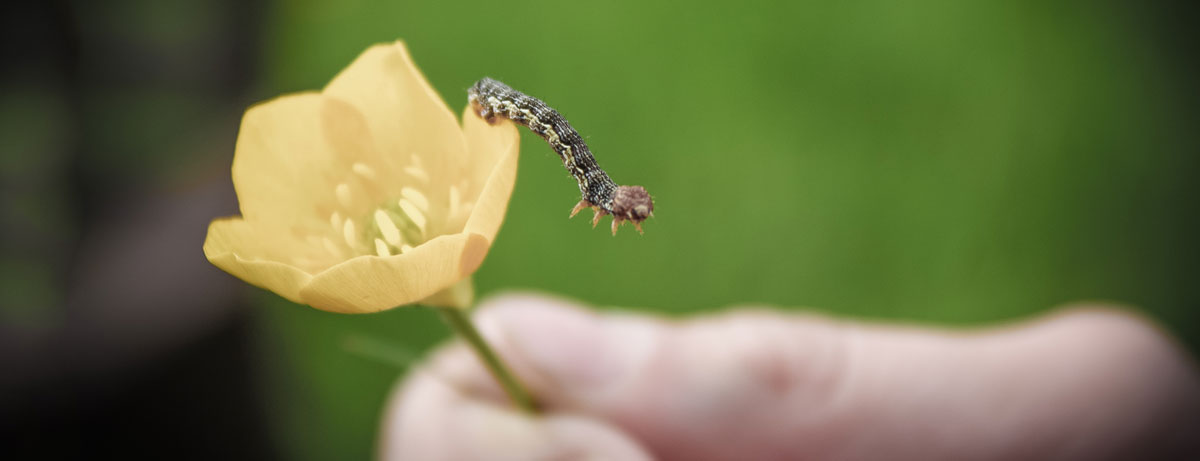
[468, 77, 653, 235]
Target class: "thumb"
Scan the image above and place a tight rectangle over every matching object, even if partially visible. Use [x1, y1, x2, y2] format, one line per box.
[471, 294, 851, 460]
[469, 294, 1200, 461]
[381, 362, 651, 460]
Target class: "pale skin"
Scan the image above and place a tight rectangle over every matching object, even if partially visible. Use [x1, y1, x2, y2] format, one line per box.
[381, 294, 1200, 460]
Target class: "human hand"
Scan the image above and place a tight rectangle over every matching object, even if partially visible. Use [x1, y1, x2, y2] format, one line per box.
[380, 294, 1200, 460]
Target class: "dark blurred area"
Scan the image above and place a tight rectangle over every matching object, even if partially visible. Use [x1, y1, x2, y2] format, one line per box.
[1, 1, 275, 458]
[1, 0, 1197, 459]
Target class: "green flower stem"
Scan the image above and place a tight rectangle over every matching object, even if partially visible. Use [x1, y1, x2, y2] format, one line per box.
[437, 307, 538, 414]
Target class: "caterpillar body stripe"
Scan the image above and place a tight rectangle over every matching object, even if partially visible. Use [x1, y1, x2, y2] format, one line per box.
[468, 77, 653, 235]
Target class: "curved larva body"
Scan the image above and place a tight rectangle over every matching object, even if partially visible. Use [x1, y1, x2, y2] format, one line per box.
[468, 78, 653, 235]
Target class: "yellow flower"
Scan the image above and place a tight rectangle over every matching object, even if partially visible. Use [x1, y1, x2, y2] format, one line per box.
[203, 41, 519, 313]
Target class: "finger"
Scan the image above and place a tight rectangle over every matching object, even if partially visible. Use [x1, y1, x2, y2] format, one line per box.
[468, 294, 854, 460]
[379, 344, 651, 461]
[842, 305, 1200, 460]
[464, 294, 1200, 460]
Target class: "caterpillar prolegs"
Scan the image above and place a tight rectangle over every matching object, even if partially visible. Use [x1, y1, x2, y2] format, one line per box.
[468, 78, 653, 235]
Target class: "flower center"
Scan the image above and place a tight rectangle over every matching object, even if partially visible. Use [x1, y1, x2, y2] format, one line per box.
[307, 157, 475, 265]
[364, 187, 430, 257]
[328, 192, 432, 260]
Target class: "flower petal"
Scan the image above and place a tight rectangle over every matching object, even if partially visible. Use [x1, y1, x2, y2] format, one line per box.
[233, 93, 386, 228]
[232, 92, 328, 227]
[234, 91, 415, 263]
[323, 41, 465, 204]
[298, 232, 491, 313]
[204, 218, 314, 304]
[459, 106, 520, 240]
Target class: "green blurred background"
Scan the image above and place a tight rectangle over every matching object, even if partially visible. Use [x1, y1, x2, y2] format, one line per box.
[2, 0, 1196, 459]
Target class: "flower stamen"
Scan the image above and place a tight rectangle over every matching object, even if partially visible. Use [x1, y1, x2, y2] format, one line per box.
[342, 219, 358, 249]
[330, 211, 342, 233]
[400, 187, 429, 211]
[351, 162, 377, 180]
[398, 199, 427, 234]
[374, 209, 403, 245]
[374, 238, 391, 257]
[448, 185, 461, 218]
[404, 165, 430, 183]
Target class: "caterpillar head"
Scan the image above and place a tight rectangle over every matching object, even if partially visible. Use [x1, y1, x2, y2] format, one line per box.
[611, 185, 654, 234]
